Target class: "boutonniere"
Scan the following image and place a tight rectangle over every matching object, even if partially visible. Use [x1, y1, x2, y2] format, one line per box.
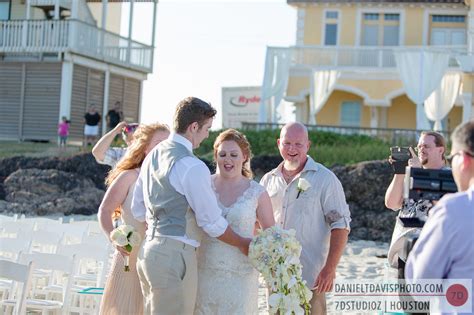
[296, 178, 311, 199]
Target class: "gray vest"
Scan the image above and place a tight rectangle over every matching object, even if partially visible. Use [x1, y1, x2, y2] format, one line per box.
[147, 139, 202, 241]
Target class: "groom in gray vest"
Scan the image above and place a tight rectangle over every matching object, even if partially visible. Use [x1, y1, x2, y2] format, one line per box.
[132, 97, 252, 314]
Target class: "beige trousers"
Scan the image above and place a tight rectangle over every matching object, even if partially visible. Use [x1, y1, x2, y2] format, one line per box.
[310, 291, 327, 315]
[137, 237, 197, 315]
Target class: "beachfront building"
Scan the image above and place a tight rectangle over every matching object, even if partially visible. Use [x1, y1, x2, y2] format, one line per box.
[260, 0, 474, 133]
[0, 0, 158, 142]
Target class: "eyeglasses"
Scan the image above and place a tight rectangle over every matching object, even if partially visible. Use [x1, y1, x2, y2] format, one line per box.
[446, 151, 474, 165]
[415, 145, 439, 152]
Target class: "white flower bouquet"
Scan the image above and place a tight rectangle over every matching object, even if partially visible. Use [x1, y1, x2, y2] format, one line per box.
[249, 226, 312, 314]
[110, 224, 142, 271]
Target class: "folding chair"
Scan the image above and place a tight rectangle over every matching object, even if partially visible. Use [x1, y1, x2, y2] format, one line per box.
[0, 259, 34, 315]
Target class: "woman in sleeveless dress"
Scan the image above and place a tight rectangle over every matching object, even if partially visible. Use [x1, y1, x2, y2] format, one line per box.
[195, 129, 275, 314]
[98, 123, 169, 315]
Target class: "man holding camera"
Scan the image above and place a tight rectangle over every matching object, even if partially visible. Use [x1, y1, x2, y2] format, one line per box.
[405, 121, 474, 310]
[385, 131, 447, 277]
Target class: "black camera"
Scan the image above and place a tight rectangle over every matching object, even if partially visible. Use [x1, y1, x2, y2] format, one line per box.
[403, 167, 457, 203]
[390, 147, 412, 174]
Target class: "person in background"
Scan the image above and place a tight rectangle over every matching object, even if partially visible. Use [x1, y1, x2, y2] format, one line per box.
[58, 116, 70, 149]
[107, 101, 124, 131]
[92, 122, 139, 168]
[385, 131, 447, 277]
[84, 105, 101, 147]
[406, 121, 474, 313]
[98, 123, 170, 315]
[260, 122, 351, 315]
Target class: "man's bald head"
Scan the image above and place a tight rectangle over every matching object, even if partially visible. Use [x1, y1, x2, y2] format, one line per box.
[278, 122, 310, 171]
[280, 122, 309, 141]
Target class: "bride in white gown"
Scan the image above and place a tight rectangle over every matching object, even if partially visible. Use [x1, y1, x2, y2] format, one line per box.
[195, 129, 275, 315]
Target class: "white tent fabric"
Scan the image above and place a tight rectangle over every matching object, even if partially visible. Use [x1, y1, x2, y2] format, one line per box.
[309, 70, 340, 124]
[425, 73, 462, 131]
[394, 51, 450, 130]
[259, 48, 292, 123]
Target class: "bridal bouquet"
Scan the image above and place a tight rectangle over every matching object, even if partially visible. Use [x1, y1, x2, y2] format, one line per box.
[110, 224, 142, 271]
[249, 226, 312, 315]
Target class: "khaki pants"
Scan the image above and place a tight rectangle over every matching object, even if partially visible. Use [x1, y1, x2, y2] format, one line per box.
[137, 237, 197, 315]
[310, 291, 326, 315]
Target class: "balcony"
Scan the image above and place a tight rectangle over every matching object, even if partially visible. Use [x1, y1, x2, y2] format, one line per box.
[0, 19, 153, 73]
[283, 45, 469, 70]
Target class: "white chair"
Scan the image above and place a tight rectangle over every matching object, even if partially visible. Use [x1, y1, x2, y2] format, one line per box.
[0, 236, 32, 261]
[0, 259, 34, 315]
[3, 252, 77, 315]
[29, 230, 64, 254]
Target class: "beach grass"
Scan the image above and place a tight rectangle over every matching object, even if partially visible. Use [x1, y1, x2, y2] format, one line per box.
[0, 141, 81, 159]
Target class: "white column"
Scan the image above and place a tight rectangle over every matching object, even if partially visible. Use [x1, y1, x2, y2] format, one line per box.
[59, 60, 74, 123]
[54, 0, 60, 20]
[100, 0, 108, 56]
[468, 10, 474, 54]
[370, 107, 378, 128]
[127, 0, 135, 63]
[462, 93, 473, 122]
[26, 0, 31, 19]
[150, 0, 158, 70]
[101, 0, 108, 30]
[102, 70, 110, 135]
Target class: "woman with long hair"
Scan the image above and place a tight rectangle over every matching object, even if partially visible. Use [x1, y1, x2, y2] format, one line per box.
[98, 123, 169, 315]
[195, 128, 275, 314]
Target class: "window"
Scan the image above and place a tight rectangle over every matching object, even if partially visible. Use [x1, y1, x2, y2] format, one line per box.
[0, 0, 10, 20]
[432, 15, 465, 23]
[361, 12, 400, 46]
[324, 10, 339, 46]
[340, 102, 361, 127]
[430, 15, 467, 45]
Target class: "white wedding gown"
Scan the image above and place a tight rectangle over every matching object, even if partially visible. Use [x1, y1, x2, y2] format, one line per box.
[194, 179, 265, 315]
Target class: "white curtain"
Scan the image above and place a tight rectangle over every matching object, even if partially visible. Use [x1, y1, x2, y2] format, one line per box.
[425, 73, 462, 131]
[309, 70, 340, 124]
[259, 48, 292, 123]
[394, 51, 450, 130]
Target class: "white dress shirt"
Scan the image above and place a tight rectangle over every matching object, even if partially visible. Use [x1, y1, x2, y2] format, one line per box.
[131, 133, 228, 247]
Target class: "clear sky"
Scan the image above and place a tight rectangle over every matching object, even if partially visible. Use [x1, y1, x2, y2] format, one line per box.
[125, 0, 296, 129]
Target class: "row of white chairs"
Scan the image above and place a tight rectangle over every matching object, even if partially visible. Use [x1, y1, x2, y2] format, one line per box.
[0, 215, 114, 314]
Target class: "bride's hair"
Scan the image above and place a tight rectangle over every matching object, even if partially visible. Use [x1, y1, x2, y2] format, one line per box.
[213, 129, 253, 179]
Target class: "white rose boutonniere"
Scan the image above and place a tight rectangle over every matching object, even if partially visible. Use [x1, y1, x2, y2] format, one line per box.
[296, 178, 311, 199]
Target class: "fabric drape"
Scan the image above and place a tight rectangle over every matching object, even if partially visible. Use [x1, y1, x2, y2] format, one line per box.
[259, 48, 291, 123]
[395, 51, 450, 130]
[425, 73, 461, 131]
[309, 70, 340, 125]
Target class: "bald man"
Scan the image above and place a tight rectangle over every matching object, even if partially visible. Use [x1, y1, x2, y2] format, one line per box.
[260, 122, 351, 315]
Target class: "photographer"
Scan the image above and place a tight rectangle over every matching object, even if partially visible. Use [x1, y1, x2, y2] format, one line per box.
[385, 131, 447, 277]
[92, 122, 139, 168]
[406, 121, 474, 308]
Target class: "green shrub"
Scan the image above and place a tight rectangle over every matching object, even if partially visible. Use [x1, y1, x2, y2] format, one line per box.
[195, 129, 390, 166]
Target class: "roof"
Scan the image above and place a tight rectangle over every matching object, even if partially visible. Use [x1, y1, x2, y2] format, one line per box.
[287, 0, 466, 4]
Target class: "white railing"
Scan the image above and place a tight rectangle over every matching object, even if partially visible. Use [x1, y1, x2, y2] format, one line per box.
[288, 45, 468, 69]
[0, 20, 153, 72]
[0, 20, 69, 52]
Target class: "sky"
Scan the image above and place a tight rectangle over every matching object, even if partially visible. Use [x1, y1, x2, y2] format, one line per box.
[124, 0, 296, 129]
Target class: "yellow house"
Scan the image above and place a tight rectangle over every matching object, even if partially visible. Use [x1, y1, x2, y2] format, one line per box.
[260, 0, 473, 132]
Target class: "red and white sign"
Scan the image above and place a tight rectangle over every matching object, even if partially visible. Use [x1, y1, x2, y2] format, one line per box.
[222, 86, 261, 128]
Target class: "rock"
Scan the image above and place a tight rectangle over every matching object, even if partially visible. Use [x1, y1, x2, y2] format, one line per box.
[3, 168, 104, 216]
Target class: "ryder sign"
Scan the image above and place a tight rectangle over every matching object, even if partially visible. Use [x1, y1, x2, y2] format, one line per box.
[222, 86, 261, 128]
